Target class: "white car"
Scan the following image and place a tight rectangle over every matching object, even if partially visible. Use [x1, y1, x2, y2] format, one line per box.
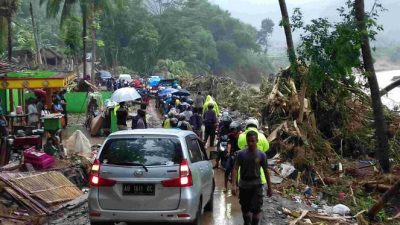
[118, 74, 132, 83]
[88, 129, 215, 225]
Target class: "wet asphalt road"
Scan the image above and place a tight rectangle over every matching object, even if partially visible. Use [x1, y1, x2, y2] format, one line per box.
[57, 100, 245, 225]
[53, 99, 306, 225]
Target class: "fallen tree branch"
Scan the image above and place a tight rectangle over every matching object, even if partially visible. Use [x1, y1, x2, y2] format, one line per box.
[380, 78, 400, 96]
[368, 179, 400, 219]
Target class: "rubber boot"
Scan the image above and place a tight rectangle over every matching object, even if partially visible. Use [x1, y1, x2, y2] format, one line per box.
[251, 216, 260, 225]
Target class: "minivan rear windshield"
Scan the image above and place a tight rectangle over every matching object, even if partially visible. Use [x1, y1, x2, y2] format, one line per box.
[99, 137, 183, 166]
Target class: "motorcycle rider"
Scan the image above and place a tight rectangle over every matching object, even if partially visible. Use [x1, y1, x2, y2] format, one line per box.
[214, 112, 233, 169]
[224, 121, 241, 192]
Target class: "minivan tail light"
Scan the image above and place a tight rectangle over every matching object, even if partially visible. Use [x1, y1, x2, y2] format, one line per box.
[89, 159, 116, 187]
[162, 159, 193, 187]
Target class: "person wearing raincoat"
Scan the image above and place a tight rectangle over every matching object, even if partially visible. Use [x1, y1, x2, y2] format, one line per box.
[202, 95, 220, 115]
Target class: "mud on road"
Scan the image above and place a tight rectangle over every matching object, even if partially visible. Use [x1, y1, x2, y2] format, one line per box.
[47, 169, 309, 225]
[52, 101, 309, 225]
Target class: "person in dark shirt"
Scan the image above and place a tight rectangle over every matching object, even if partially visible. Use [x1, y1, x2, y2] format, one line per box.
[132, 109, 147, 129]
[203, 103, 217, 147]
[189, 108, 203, 139]
[232, 131, 272, 225]
[224, 121, 241, 192]
[116, 102, 128, 130]
[58, 90, 68, 128]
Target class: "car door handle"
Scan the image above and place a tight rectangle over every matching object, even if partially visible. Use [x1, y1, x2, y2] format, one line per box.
[101, 171, 112, 175]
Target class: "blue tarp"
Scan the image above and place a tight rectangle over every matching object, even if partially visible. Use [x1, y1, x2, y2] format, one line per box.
[148, 76, 161, 87]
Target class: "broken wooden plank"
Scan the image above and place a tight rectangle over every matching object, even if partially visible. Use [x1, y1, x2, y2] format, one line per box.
[267, 122, 286, 142]
[314, 169, 326, 187]
[4, 187, 46, 216]
[0, 176, 50, 215]
[289, 210, 309, 225]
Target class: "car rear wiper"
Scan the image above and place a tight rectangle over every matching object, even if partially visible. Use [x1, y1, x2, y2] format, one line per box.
[112, 162, 148, 172]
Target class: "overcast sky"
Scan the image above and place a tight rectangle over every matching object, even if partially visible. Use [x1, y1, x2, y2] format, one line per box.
[209, 0, 400, 50]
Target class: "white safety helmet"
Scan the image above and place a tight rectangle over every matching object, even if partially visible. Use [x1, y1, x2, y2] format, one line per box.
[222, 111, 229, 117]
[245, 118, 259, 129]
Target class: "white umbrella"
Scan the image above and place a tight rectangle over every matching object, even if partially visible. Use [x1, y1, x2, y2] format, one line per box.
[111, 87, 141, 103]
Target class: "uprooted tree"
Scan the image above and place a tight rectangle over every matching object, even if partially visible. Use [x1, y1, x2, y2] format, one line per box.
[285, 0, 391, 172]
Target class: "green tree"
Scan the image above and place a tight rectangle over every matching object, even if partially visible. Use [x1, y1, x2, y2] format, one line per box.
[0, 0, 18, 61]
[40, 0, 111, 78]
[258, 18, 274, 54]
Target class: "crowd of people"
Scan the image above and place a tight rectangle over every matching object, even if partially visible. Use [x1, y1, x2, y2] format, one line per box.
[24, 90, 68, 129]
[156, 91, 273, 225]
[112, 86, 274, 225]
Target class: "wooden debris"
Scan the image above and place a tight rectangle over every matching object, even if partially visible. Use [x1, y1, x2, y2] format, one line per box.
[0, 175, 50, 215]
[4, 187, 46, 216]
[314, 169, 326, 187]
[368, 179, 400, 219]
[348, 186, 357, 206]
[289, 210, 309, 225]
[10, 171, 83, 205]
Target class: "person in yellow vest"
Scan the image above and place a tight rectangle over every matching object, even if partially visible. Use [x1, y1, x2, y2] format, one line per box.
[237, 118, 269, 185]
[202, 95, 220, 116]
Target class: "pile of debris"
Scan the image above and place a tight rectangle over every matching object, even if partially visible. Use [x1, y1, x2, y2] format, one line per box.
[0, 130, 96, 224]
[261, 69, 400, 224]
[0, 171, 85, 224]
[187, 75, 272, 116]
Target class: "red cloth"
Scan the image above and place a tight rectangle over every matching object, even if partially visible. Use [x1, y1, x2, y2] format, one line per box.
[33, 89, 47, 99]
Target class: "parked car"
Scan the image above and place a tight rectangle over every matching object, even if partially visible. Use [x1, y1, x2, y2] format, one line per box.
[88, 129, 215, 225]
[118, 74, 133, 83]
[95, 71, 112, 85]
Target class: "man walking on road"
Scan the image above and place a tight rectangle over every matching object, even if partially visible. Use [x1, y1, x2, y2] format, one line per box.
[194, 92, 205, 115]
[203, 103, 218, 147]
[232, 131, 272, 225]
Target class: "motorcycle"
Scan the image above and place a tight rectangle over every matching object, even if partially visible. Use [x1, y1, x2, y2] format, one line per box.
[217, 134, 229, 169]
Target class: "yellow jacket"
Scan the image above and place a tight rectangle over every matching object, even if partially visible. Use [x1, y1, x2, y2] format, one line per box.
[202, 95, 220, 115]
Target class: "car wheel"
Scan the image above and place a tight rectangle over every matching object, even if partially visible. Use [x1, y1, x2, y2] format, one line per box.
[204, 180, 215, 212]
[190, 200, 202, 225]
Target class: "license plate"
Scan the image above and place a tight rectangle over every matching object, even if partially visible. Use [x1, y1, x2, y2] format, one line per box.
[123, 184, 155, 195]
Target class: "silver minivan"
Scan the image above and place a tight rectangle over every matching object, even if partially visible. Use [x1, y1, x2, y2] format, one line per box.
[88, 129, 215, 225]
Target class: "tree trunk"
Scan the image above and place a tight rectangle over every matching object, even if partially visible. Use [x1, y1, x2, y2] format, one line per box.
[278, 0, 306, 123]
[7, 16, 12, 62]
[91, 24, 96, 82]
[82, 14, 87, 79]
[29, 1, 43, 68]
[380, 78, 400, 96]
[355, 0, 390, 173]
[278, 0, 296, 67]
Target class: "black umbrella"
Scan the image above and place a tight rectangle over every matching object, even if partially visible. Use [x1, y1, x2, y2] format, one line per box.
[172, 89, 191, 97]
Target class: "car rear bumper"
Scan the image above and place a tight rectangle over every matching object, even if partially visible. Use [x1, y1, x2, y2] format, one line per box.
[88, 188, 199, 223]
[89, 209, 195, 223]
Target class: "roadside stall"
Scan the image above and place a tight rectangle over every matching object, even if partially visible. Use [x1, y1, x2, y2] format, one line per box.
[0, 70, 76, 165]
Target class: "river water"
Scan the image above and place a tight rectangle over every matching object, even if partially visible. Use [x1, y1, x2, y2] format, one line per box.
[376, 70, 400, 111]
